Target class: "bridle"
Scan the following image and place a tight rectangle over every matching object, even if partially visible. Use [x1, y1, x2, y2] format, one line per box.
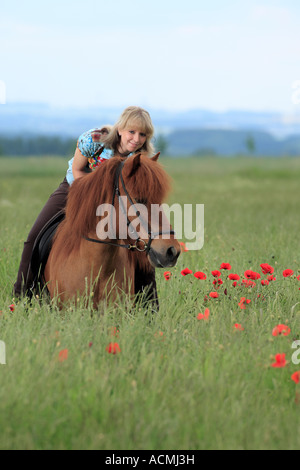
[83, 159, 175, 253]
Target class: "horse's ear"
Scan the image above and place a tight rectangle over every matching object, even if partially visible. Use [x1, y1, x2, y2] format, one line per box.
[151, 152, 160, 162]
[130, 153, 141, 175]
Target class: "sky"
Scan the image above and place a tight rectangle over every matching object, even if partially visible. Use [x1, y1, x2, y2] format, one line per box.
[1, 0, 300, 112]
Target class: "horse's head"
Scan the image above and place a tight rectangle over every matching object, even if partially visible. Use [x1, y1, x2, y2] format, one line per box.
[118, 153, 181, 268]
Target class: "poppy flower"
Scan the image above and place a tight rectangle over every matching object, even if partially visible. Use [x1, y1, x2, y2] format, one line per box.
[164, 271, 172, 280]
[242, 279, 256, 288]
[209, 292, 219, 298]
[260, 263, 274, 275]
[297, 275, 300, 281]
[291, 371, 300, 384]
[283, 269, 294, 277]
[244, 270, 261, 280]
[197, 308, 210, 320]
[211, 270, 221, 278]
[261, 280, 269, 286]
[194, 271, 207, 280]
[238, 297, 251, 309]
[228, 273, 240, 281]
[180, 242, 188, 252]
[267, 275, 276, 281]
[58, 349, 69, 362]
[9, 304, 15, 312]
[181, 268, 193, 276]
[232, 281, 238, 287]
[213, 278, 223, 286]
[234, 323, 244, 331]
[272, 324, 291, 337]
[106, 342, 121, 354]
[271, 353, 287, 368]
[220, 263, 231, 270]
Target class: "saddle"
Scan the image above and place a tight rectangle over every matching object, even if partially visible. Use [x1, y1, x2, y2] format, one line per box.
[30, 210, 65, 294]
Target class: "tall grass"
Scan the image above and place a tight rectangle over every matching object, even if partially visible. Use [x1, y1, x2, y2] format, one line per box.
[0, 155, 300, 449]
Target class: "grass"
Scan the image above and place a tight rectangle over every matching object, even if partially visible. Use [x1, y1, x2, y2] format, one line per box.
[1, 155, 300, 450]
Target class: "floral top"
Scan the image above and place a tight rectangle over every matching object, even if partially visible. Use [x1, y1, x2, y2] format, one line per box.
[66, 128, 133, 185]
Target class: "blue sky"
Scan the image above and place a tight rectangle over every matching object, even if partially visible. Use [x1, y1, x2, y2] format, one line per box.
[1, 0, 300, 112]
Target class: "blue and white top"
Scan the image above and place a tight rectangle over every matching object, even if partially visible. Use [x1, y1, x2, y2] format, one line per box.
[66, 128, 133, 185]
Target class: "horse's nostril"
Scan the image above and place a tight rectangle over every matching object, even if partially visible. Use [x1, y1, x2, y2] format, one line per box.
[167, 246, 178, 260]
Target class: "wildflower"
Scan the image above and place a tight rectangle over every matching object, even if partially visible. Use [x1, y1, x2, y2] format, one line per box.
[9, 304, 15, 312]
[297, 275, 300, 281]
[213, 278, 223, 286]
[291, 371, 300, 384]
[58, 349, 69, 362]
[234, 323, 244, 331]
[197, 308, 210, 320]
[261, 280, 269, 286]
[89, 342, 93, 348]
[267, 275, 276, 281]
[164, 271, 172, 280]
[194, 271, 206, 280]
[181, 268, 193, 276]
[180, 242, 188, 252]
[272, 324, 291, 337]
[211, 270, 221, 278]
[283, 269, 294, 277]
[260, 263, 274, 275]
[232, 281, 238, 287]
[228, 273, 240, 281]
[220, 263, 231, 270]
[238, 297, 251, 309]
[209, 292, 219, 299]
[106, 342, 121, 354]
[244, 270, 261, 280]
[271, 353, 287, 368]
[242, 279, 256, 288]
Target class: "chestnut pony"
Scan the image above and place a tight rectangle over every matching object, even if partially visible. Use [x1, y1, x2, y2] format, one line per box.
[44, 153, 181, 307]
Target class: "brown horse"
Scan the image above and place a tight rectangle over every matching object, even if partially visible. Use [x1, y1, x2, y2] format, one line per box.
[44, 153, 181, 307]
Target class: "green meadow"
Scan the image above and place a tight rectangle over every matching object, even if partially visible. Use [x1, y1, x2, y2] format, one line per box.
[1, 155, 300, 450]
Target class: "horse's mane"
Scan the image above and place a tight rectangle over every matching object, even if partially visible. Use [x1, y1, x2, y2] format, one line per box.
[53, 154, 171, 261]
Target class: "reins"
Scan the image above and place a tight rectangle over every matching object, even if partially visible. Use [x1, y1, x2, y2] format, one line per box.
[83, 159, 175, 253]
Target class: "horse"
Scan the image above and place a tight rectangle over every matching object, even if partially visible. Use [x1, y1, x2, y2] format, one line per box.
[44, 152, 181, 307]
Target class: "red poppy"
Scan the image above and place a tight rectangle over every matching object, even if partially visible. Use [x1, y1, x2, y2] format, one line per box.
[9, 304, 15, 312]
[242, 279, 256, 288]
[261, 280, 269, 286]
[209, 292, 219, 298]
[297, 275, 300, 281]
[164, 271, 172, 280]
[238, 297, 251, 309]
[244, 270, 261, 280]
[180, 242, 189, 252]
[197, 308, 210, 320]
[234, 323, 244, 331]
[260, 263, 274, 274]
[291, 371, 300, 384]
[267, 275, 276, 281]
[228, 273, 240, 281]
[211, 270, 221, 278]
[106, 342, 121, 354]
[58, 349, 69, 362]
[213, 278, 223, 286]
[220, 263, 231, 270]
[271, 353, 287, 368]
[194, 271, 207, 280]
[283, 269, 294, 277]
[272, 324, 291, 337]
[232, 281, 238, 287]
[181, 268, 193, 276]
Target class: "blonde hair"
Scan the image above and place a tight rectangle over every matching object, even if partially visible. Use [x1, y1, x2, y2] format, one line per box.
[103, 106, 155, 155]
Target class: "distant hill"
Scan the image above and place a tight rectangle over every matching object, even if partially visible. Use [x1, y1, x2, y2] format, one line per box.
[1, 102, 300, 156]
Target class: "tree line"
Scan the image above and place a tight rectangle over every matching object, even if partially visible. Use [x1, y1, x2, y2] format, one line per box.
[0, 136, 77, 156]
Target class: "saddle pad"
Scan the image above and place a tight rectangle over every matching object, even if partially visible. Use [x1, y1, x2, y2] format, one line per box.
[30, 209, 65, 290]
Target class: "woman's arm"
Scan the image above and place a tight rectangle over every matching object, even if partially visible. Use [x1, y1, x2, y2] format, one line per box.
[72, 147, 89, 180]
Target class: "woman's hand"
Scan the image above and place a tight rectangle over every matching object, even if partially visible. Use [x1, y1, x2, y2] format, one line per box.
[72, 147, 88, 180]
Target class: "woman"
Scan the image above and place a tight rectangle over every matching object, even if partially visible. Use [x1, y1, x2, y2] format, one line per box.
[14, 106, 159, 308]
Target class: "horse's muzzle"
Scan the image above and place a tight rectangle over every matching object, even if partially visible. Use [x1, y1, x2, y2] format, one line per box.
[148, 244, 181, 268]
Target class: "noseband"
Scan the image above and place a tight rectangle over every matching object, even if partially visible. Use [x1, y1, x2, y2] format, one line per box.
[83, 160, 175, 253]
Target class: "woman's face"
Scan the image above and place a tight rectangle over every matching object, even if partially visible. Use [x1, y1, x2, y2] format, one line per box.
[118, 127, 147, 154]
